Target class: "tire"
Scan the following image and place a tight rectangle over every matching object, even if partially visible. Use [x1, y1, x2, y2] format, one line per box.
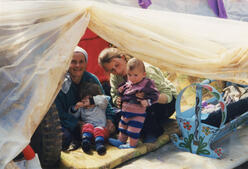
[31, 103, 62, 168]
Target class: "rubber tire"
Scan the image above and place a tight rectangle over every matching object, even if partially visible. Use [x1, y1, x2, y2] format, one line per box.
[31, 103, 62, 168]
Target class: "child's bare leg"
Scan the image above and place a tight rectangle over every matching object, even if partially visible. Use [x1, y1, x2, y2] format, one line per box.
[119, 116, 145, 149]
[108, 116, 128, 147]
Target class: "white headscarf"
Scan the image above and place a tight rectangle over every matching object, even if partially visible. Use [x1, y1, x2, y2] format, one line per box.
[74, 46, 88, 63]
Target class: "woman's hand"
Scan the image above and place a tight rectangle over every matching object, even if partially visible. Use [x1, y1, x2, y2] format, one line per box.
[106, 119, 116, 134]
[116, 96, 122, 108]
[78, 120, 85, 127]
[139, 99, 149, 107]
[118, 86, 125, 93]
[157, 93, 168, 104]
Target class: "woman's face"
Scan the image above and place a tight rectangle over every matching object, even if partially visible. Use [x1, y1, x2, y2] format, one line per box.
[103, 57, 127, 76]
[69, 52, 87, 79]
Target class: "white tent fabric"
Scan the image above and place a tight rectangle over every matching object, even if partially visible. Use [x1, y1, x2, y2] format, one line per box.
[88, 2, 248, 84]
[1, 0, 248, 168]
[0, 1, 90, 167]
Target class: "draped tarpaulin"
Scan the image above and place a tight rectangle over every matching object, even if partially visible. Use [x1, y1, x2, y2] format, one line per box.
[0, 1, 90, 167]
[1, 0, 248, 168]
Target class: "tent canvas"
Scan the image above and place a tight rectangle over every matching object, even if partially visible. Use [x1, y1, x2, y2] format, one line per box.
[1, 0, 248, 168]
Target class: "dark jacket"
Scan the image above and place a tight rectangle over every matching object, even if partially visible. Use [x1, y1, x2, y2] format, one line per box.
[55, 71, 115, 131]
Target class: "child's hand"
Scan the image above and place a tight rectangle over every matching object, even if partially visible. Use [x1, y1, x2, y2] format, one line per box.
[74, 101, 84, 110]
[75, 96, 90, 109]
[139, 99, 149, 107]
[136, 91, 144, 99]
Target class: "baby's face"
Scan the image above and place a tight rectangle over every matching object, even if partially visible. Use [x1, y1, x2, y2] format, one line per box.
[81, 96, 94, 109]
[127, 68, 146, 84]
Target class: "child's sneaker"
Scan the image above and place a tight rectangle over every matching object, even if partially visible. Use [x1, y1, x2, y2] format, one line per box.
[108, 138, 125, 147]
[81, 138, 91, 154]
[95, 141, 106, 155]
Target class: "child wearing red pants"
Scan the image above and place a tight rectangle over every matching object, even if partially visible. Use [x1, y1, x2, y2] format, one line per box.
[70, 82, 109, 155]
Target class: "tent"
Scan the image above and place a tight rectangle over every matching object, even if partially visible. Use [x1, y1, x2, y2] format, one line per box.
[1, 0, 248, 168]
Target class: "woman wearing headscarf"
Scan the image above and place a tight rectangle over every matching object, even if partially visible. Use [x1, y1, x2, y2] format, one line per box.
[55, 46, 116, 150]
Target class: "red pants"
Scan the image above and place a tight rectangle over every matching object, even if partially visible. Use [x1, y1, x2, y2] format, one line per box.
[81, 123, 109, 140]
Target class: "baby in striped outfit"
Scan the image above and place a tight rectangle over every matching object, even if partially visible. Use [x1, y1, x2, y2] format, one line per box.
[109, 58, 159, 148]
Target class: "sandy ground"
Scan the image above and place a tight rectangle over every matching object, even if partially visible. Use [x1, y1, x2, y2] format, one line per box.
[116, 125, 248, 169]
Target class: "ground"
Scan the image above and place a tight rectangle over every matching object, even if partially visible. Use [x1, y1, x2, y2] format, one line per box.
[116, 124, 248, 169]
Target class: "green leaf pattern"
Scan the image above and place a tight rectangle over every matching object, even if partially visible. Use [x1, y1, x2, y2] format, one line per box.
[196, 136, 210, 155]
[179, 134, 193, 153]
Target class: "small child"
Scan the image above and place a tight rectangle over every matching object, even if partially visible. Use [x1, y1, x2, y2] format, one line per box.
[109, 58, 159, 149]
[70, 82, 109, 155]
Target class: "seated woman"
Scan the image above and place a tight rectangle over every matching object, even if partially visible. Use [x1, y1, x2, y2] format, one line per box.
[98, 47, 177, 142]
[54, 46, 116, 151]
